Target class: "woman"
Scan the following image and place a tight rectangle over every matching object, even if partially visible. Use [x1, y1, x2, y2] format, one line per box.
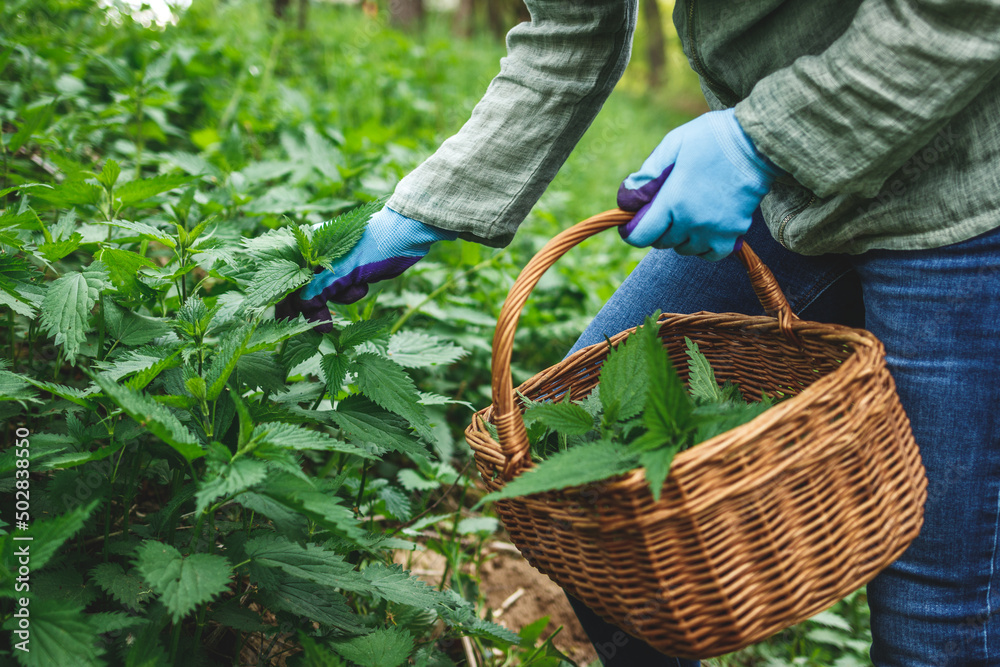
[284, 2, 1000, 663]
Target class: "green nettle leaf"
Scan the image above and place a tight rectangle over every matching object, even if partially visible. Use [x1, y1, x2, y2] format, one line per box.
[297, 634, 348, 667]
[184, 375, 208, 401]
[459, 618, 523, 646]
[237, 494, 309, 540]
[351, 353, 433, 440]
[19, 377, 96, 409]
[205, 324, 253, 400]
[31, 568, 97, 609]
[102, 298, 170, 346]
[0, 276, 44, 317]
[477, 440, 639, 507]
[636, 315, 693, 442]
[0, 229, 25, 249]
[191, 236, 239, 268]
[240, 228, 300, 263]
[261, 576, 362, 631]
[312, 199, 380, 267]
[88, 611, 148, 635]
[524, 400, 594, 437]
[37, 232, 82, 262]
[397, 469, 439, 492]
[331, 395, 429, 462]
[599, 326, 653, 425]
[0, 183, 51, 199]
[243, 259, 312, 308]
[0, 208, 40, 231]
[97, 247, 157, 300]
[376, 485, 412, 520]
[321, 353, 350, 395]
[90, 562, 154, 611]
[260, 473, 364, 540]
[244, 536, 368, 593]
[436, 595, 522, 645]
[236, 352, 288, 395]
[245, 316, 316, 353]
[386, 331, 467, 368]
[118, 607, 171, 667]
[692, 398, 774, 444]
[362, 562, 445, 608]
[1, 599, 104, 667]
[220, 391, 251, 455]
[292, 224, 313, 262]
[195, 458, 269, 514]
[207, 603, 268, 633]
[32, 179, 103, 207]
[96, 159, 121, 189]
[95, 347, 177, 384]
[172, 294, 215, 337]
[40, 266, 109, 360]
[94, 376, 205, 461]
[282, 330, 323, 370]
[0, 254, 44, 317]
[0, 368, 40, 404]
[133, 541, 232, 622]
[100, 219, 177, 248]
[251, 421, 373, 458]
[328, 627, 414, 667]
[24, 499, 101, 571]
[685, 337, 724, 403]
[639, 446, 683, 502]
[114, 173, 196, 209]
[335, 316, 393, 352]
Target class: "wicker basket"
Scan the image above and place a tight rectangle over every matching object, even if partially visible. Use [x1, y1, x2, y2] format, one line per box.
[464, 209, 927, 658]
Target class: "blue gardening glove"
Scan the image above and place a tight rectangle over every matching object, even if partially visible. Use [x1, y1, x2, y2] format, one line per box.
[276, 207, 457, 332]
[617, 108, 782, 262]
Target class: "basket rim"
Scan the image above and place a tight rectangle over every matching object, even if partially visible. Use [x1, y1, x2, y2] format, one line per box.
[469, 310, 886, 505]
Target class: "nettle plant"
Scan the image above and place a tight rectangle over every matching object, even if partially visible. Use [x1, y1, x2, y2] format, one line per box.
[478, 314, 780, 506]
[0, 163, 517, 666]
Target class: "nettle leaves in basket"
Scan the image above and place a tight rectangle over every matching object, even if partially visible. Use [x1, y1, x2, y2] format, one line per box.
[479, 314, 777, 505]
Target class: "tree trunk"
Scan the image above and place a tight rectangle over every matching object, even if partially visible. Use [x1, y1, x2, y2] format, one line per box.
[297, 0, 308, 30]
[390, 0, 424, 29]
[453, 0, 474, 37]
[273, 0, 290, 19]
[644, 0, 667, 89]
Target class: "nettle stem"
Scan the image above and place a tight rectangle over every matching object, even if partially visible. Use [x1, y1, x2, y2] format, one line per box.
[189, 510, 207, 552]
[193, 605, 207, 650]
[7, 309, 14, 364]
[133, 86, 145, 179]
[1, 142, 9, 192]
[103, 500, 112, 562]
[354, 463, 368, 517]
[168, 620, 181, 663]
[96, 298, 106, 361]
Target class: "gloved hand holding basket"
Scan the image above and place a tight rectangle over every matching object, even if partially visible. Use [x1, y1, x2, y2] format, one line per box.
[464, 208, 927, 658]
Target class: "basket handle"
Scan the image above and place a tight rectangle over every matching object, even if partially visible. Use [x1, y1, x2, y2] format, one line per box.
[490, 208, 799, 473]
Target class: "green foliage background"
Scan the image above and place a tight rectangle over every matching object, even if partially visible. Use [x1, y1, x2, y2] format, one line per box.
[0, 0, 870, 665]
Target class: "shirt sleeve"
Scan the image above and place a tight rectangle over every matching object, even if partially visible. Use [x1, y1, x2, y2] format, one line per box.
[735, 0, 1000, 199]
[387, 0, 637, 248]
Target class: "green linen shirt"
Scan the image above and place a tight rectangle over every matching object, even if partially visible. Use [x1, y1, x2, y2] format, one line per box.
[388, 0, 1000, 256]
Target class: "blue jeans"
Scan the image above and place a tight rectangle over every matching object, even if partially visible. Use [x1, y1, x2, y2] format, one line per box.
[564, 212, 1000, 666]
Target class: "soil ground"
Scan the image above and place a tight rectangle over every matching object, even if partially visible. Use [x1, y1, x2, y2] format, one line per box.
[396, 537, 599, 666]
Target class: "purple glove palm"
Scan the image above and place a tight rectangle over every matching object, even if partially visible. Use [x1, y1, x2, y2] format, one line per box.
[617, 109, 781, 262]
[277, 207, 457, 332]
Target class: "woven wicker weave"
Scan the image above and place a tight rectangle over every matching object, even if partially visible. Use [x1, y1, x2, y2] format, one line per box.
[464, 209, 927, 658]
